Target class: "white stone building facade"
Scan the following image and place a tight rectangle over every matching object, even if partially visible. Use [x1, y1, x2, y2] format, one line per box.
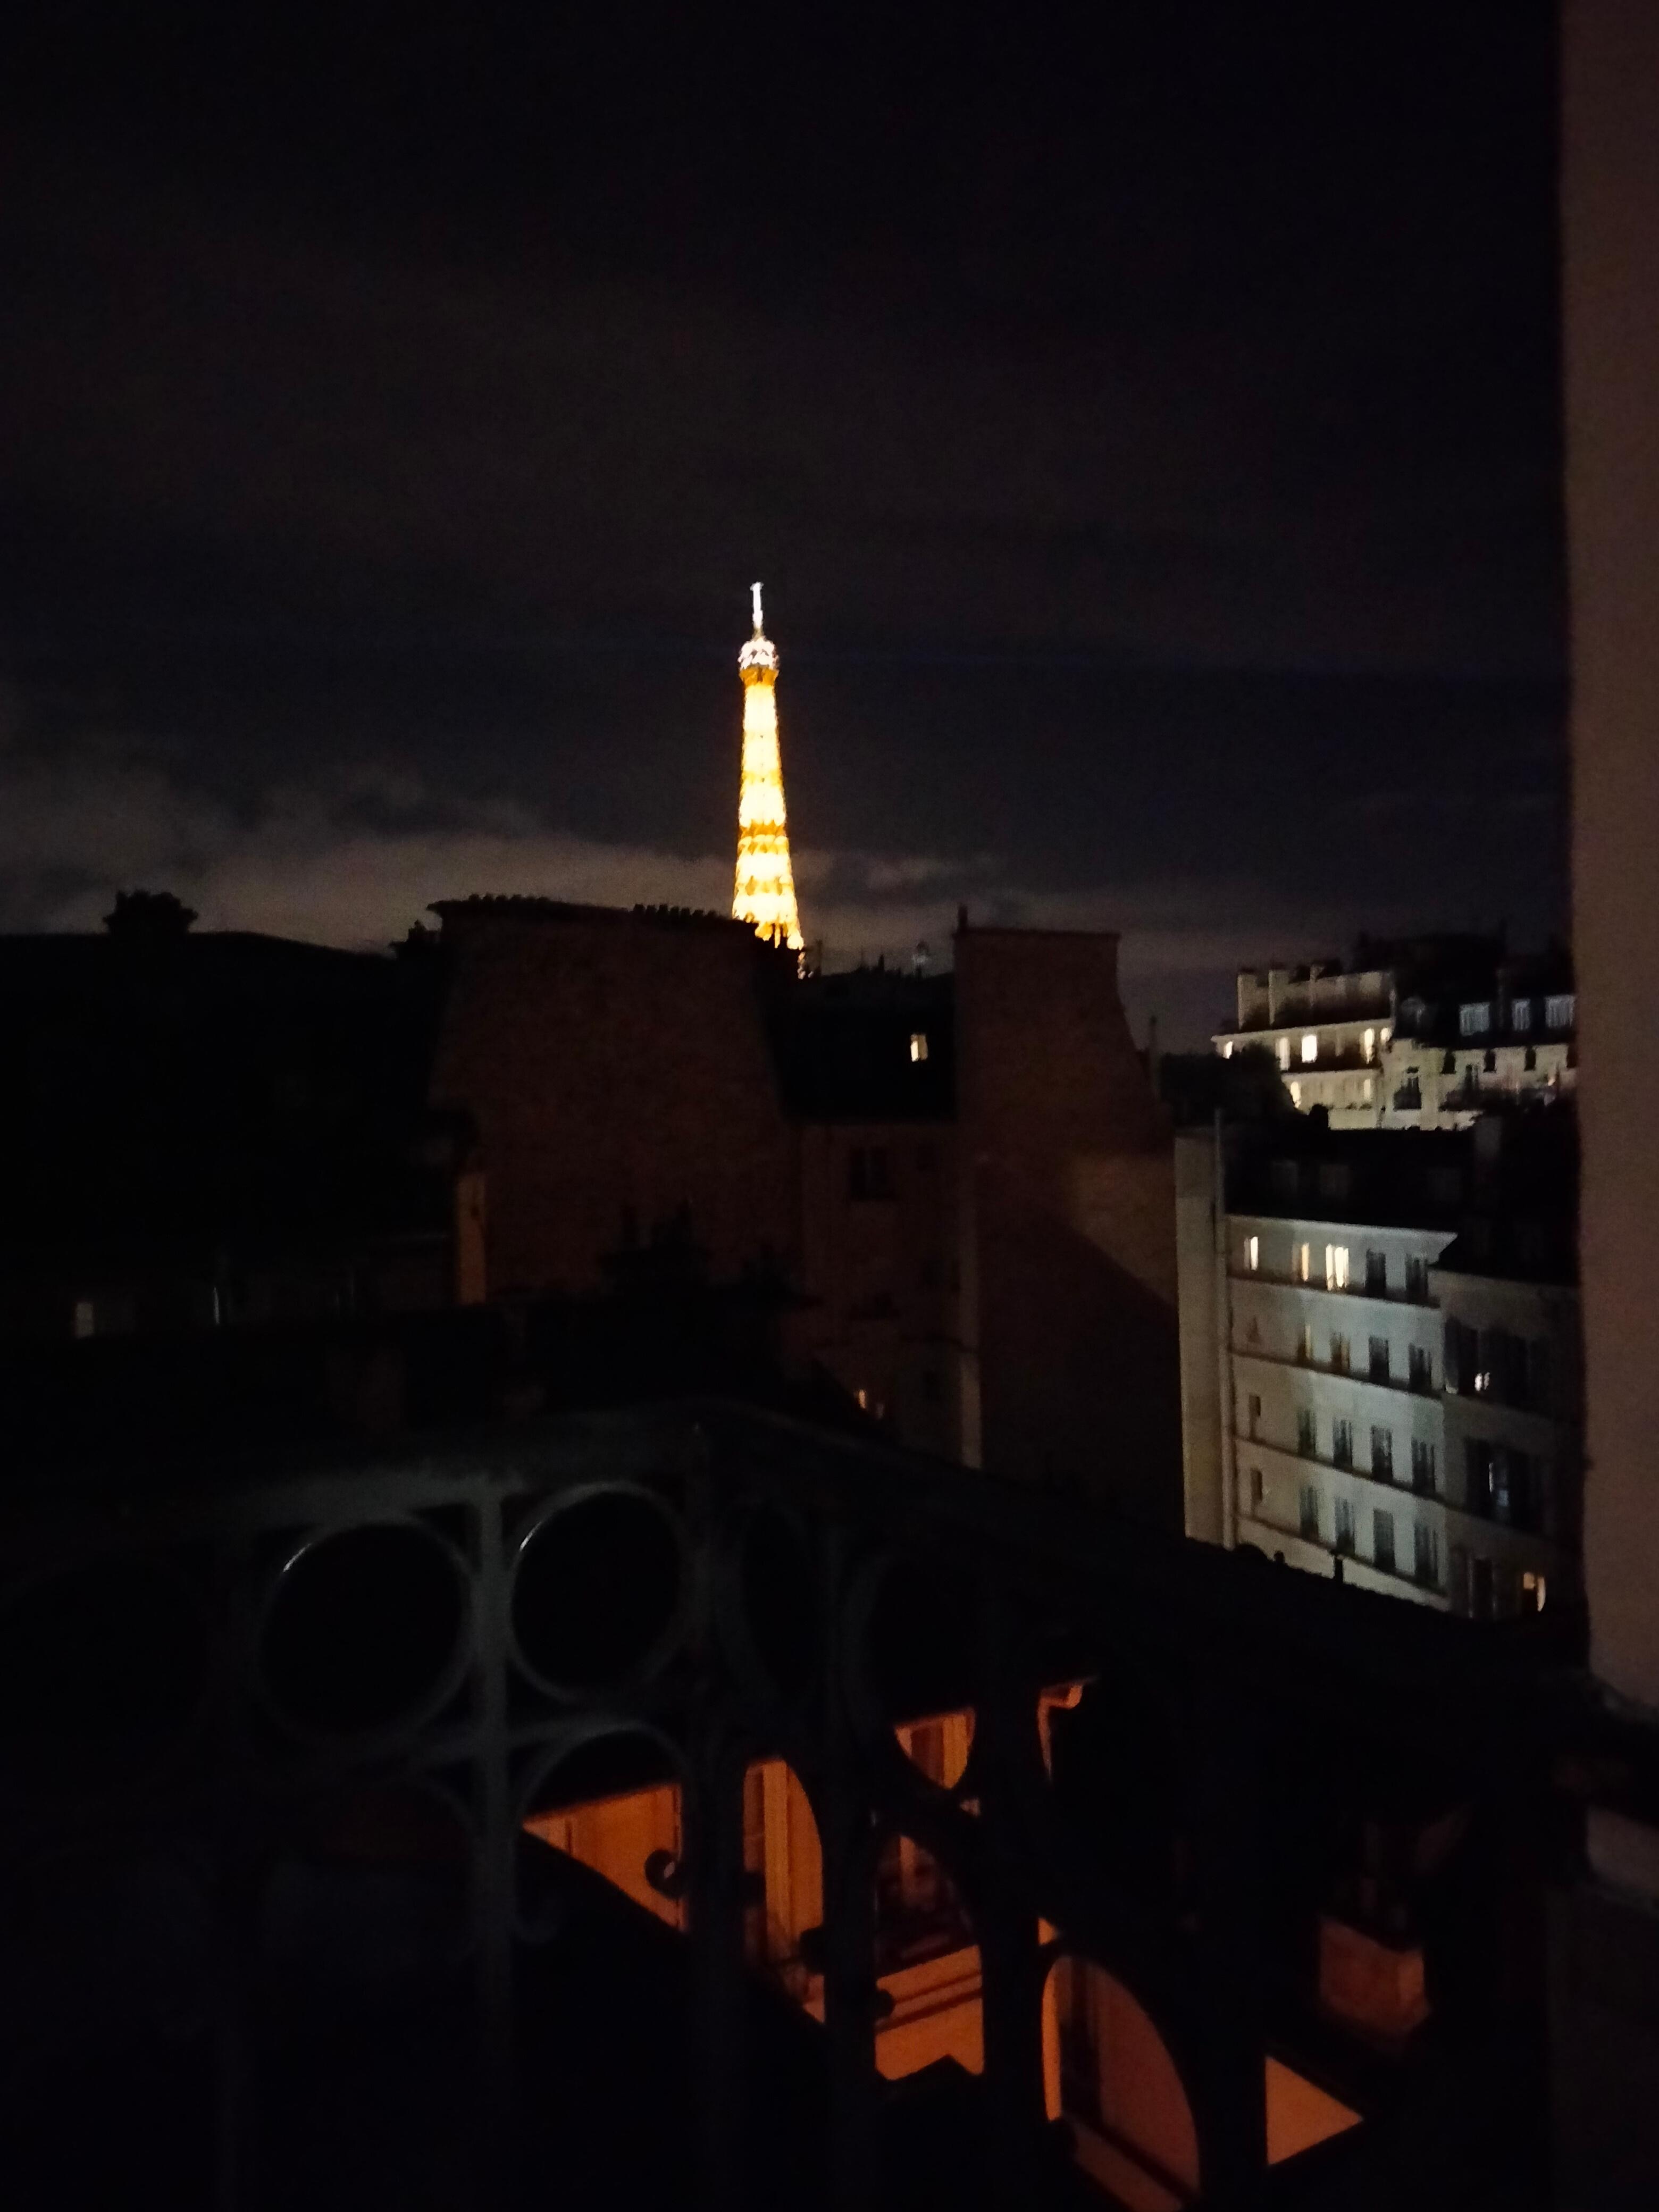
[1176, 1132, 1579, 1620]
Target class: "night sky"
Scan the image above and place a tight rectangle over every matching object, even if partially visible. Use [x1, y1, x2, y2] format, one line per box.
[0, 3, 1565, 1040]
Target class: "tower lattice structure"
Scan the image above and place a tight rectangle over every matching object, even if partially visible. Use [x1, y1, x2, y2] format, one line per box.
[732, 582, 804, 952]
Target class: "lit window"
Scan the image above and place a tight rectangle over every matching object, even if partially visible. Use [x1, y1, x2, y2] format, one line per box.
[1511, 999, 1533, 1033]
[1545, 993, 1576, 1030]
[1363, 1028, 1377, 1063]
[1221, 1040, 1234, 1059]
[1301, 1033, 1318, 1064]
[1361, 1076, 1375, 1104]
[1246, 1234, 1260, 1272]
[1459, 1002, 1492, 1037]
[1521, 1569, 1547, 1612]
[1325, 1244, 1350, 1291]
[909, 1032, 929, 1063]
[1289, 1080, 1302, 1107]
[72, 1299, 96, 1340]
[1297, 1243, 1312, 1283]
[1277, 1037, 1292, 1070]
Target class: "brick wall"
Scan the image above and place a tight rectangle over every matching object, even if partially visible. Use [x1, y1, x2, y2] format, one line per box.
[429, 903, 799, 1297]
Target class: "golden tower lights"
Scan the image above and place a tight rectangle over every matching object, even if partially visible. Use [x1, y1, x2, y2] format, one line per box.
[732, 582, 804, 952]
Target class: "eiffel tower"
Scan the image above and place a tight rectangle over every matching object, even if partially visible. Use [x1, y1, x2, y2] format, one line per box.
[732, 582, 804, 952]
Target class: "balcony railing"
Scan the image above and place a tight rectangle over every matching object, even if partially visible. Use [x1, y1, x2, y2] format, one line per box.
[0, 1397, 1582, 2210]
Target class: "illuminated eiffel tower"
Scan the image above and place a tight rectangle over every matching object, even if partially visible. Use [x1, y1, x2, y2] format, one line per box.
[732, 582, 804, 952]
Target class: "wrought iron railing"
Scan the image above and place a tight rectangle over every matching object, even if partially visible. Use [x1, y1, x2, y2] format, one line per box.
[0, 1400, 1577, 2210]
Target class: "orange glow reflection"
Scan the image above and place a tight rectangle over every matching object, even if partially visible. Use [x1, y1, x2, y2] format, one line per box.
[523, 1780, 684, 1930]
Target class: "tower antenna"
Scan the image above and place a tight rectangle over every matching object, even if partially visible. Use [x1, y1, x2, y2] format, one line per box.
[751, 580, 764, 633]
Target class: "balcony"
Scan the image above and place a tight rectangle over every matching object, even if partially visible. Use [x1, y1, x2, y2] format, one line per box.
[0, 1396, 1583, 2209]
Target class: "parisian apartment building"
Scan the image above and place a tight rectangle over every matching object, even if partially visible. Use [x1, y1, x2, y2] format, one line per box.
[1175, 1117, 1580, 1621]
[1211, 935, 1576, 1130]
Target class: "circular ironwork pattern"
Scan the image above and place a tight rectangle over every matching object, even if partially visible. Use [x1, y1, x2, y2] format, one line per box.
[511, 1487, 685, 1695]
[259, 1521, 469, 1739]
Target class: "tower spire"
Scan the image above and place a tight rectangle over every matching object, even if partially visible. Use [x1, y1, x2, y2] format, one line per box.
[732, 582, 804, 952]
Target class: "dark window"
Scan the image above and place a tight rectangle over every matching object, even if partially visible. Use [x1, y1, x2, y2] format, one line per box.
[1413, 1520, 1440, 1587]
[1442, 1050, 1457, 1075]
[1370, 1426, 1394, 1481]
[1494, 1447, 1537, 1532]
[1246, 1393, 1262, 1437]
[1451, 1544, 1470, 1611]
[1270, 1158, 1299, 1202]
[1393, 1079, 1422, 1112]
[1249, 1466, 1264, 1509]
[1479, 1326, 1528, 1406]
[1298, 1484, 1320, 1540]
[1411, 1439, 1437, 1494]
[1365, 1250, 1388, 1294]
[1445, 1318, 1478, 1395]
[1297, 1408, 1317, 1458]
[849, 1146, 894, 1201]
[1406, 1256, 1429, 1302]
[1483, 1048, 1497, 1074]
[1471, 1556, 1495, 1621]
[1329, 1334, 1350, 1374]
[1409, 1344, 1433, 1393]
[1335, 1497, 1355, 1553]
[1465, 1438, 1496, 1517]
[922, 1370, 942, 1404]
[1373, 1510, 1396, 1574]
[1333, 1419, 1354, 1469]
[1523, 1045, 1537, 1072]
[1368, 1335, 1390, 1382]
